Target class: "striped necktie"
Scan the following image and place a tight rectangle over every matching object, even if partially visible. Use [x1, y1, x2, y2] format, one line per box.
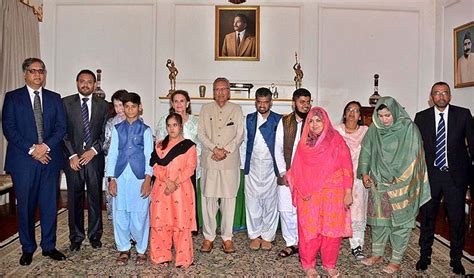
[434, 112, 447, 170]
[33, 91, 44, 143]
[81, 97, 91, 146]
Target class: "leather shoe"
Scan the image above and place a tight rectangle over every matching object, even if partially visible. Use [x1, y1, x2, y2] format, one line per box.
[90, 240, 102, 249]
[19, 252, 33, 266]
[222, 240, 235, 254]
[200, 240, 213, 253]
[42, 249, 66, 261]
[415, 257, 431, 271]
[69, 242, 81, 251]
[450, 260, 465, 275]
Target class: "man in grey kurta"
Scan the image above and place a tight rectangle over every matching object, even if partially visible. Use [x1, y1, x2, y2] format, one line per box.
[198, 77, 244, 253]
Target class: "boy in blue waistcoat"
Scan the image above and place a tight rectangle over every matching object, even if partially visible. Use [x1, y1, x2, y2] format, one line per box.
[106, 92, 153, 265]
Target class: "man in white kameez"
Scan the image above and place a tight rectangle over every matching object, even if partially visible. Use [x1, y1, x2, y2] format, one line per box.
[242, 88, 282, 251]
[275, 88, 312, 258]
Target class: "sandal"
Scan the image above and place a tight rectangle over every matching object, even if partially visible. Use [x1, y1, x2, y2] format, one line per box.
[116, 251, 130, 266]
[361, 256, 383, 266]
[305, 267, 321, 278]
[136, 253, 147, 265]
[382, 263, 400, 274]
[322, 266, 340, 277]
[278, 245, 298, 258]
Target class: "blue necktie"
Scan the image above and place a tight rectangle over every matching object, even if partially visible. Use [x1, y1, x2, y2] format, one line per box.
[81, 98, 91, 146]
[434, 113, 446, 170]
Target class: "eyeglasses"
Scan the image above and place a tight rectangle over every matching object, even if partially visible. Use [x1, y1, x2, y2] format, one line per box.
[213, 88, 230, 93]
[432, 91, 449, 97]
[345, 108, 360, 113]
[26, 68, 46, 75]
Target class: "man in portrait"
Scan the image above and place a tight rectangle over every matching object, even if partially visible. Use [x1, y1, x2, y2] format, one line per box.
[221, 14, 256, 57]
[457, 31, 474, 84]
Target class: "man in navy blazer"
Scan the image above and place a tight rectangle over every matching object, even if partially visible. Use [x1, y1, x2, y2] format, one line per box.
[414, 81, 474, 275]
[2, 58, 67, 265]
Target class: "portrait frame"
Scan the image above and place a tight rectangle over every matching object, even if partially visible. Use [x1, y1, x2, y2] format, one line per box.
[454, 21, 474, 88]
[215, 5, 260, 61]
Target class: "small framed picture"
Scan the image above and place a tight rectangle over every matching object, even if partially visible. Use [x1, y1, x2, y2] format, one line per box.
[454, 21, 474, 88]
[215, 6, 260, 61]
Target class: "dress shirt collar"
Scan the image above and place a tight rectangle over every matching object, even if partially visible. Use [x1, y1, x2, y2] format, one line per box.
[27, 85, 42, 96]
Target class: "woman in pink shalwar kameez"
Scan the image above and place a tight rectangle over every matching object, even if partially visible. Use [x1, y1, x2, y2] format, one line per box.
[287, 107, 353, 278]
[149, 113, 197, 268]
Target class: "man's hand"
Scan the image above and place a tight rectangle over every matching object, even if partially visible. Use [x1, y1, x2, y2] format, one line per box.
[31, 143, 48, 160]
[211, 147, 227, 161]
[140, 176, 152, 198]
[37, 153, 51, 164]
[109, 179, 117, 197]
[282, 174, 289, 187]
[79, 149, 96, 166]
[69, 156, 81, 171]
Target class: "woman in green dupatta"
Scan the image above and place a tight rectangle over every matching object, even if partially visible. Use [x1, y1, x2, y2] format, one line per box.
[358, 97, 431, 274]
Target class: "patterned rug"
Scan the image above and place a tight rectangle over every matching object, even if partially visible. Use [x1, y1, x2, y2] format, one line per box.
[0, 210, 472, 277]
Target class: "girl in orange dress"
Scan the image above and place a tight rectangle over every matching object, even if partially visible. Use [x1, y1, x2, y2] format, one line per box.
[149, 113, 197, 268]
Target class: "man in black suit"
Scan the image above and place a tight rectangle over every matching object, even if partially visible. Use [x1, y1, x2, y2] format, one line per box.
[2, 58, 67, 265]
[414, 81, 474, 275]
[63, 69, 109, 251]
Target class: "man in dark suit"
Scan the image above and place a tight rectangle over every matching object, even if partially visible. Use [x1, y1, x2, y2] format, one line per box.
[63, 69, 108, 251]
[2, 57, 67, 265]
[414, 81, 474, 275]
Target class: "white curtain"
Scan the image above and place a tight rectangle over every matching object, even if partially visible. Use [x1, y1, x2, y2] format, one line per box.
[0, 0, 40, 176]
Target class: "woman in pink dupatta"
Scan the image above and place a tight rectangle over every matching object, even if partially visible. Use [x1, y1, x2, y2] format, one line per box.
[287, 107, 353, 278]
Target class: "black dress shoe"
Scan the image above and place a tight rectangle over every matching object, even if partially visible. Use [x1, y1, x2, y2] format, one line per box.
[90, 240, 102, 249]
[19, 252, 33, 266]
[42, 249, 66, 261]
[415, 257, 431, 271]
[69, 242, 81, 251]
[450, 260, 465, 275]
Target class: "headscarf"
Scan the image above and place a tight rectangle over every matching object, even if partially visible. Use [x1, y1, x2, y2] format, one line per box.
[288, 107, 353, 201]
[357, 96, 431, 226]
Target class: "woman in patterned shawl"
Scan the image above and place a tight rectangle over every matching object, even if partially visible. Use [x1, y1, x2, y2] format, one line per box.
[287, 107, 353, 278]
[358, 96, 430, 274]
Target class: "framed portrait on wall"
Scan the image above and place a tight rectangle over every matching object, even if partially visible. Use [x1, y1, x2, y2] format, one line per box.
[454, 21, 474, 88]
[215, 6, 260, 61]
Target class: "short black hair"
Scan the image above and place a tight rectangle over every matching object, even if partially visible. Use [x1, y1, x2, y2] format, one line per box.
[22, 58, 45, 72]
[123, 92, 141, 105]
[464, 31, 472, 42]
[235, 14, 248, 25]
[292, 88, 311, 101]
[76, 69, 96, 83]
[111, 89, 128, 103]
[255, 87, 272, 99]
[430, 81, 451, 95]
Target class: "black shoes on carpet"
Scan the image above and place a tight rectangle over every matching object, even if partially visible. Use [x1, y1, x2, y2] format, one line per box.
[19, 252, 33, 265]
[20, 249, 66, 266]
[69, 242, 81, 251]
[450, 259, 465, 275]
[415, 257, 431, 271]
[90, 240, 102, 249]
[42, 248, 66, 261]
[416, 256, 465, 275]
